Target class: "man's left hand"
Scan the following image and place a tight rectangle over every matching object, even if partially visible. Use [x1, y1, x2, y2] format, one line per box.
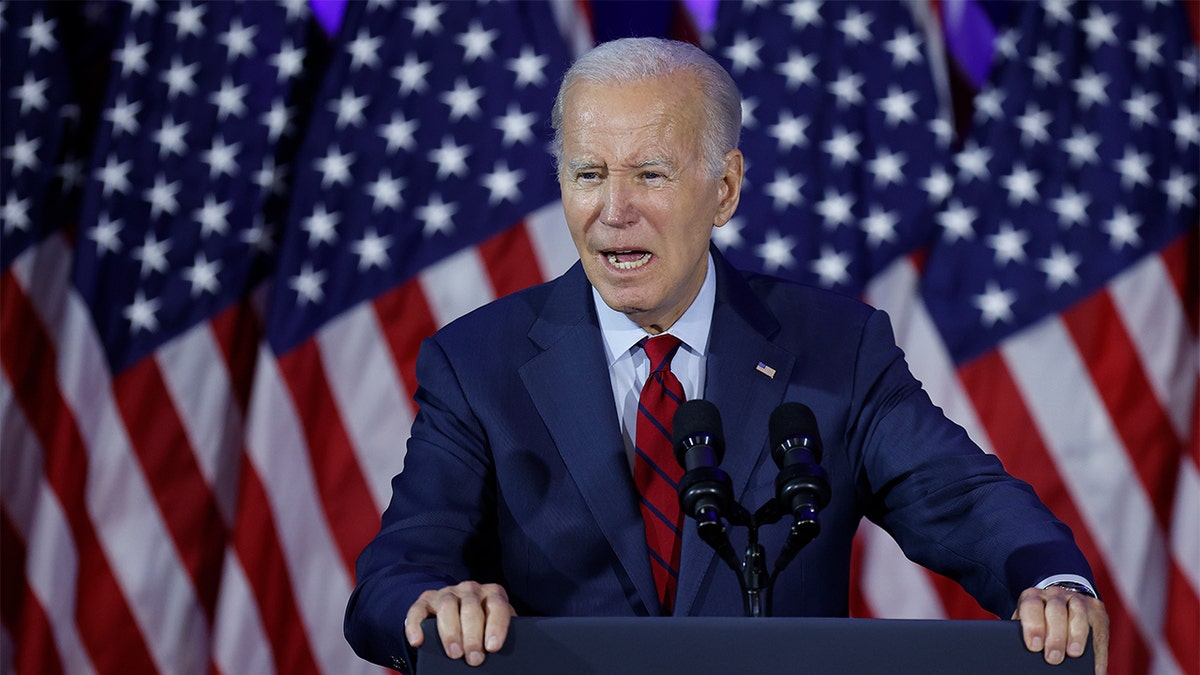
[1013, 585, 1109, 674]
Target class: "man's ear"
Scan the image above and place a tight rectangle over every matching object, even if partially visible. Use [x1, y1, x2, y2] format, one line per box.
[714, 149, 744, 228]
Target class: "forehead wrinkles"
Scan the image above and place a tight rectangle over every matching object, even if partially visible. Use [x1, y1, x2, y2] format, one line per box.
[563, 96, 700, 171]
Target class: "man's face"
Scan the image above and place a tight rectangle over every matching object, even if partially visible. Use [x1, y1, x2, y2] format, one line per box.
[558, 74, 743, 333]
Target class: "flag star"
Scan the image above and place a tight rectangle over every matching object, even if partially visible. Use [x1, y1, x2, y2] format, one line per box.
[495, 104, 536, 147]
[922, 166, 954, 204]
[219, 18, 258, 61]
[58, 159, 83, 191]
[302, 203, 341, 247]
[202, 136, 241, 179]
[271, 40, 306, 82]
[1015, 103, 1052, 146]
[315, 145, 354, 187]
[182, 253, 222, 296]
[1122, 88, 1160, 129]
[210, 77, 249, 120]
[1050, 186, 1091, 228]
[347, 29, 383, 71]
[482, 161, 524, 205]
[712, 217, 744, 249]
[12, 73, 49, 114]
[290, 263, 327, 305]
[724, 34, 763, 74]
[973, 281, 1016, 327]
[457, 21, 498, 63]
[393, 54, 432, 95]
[124, 291, 162, 334]
[330, 87, 370, 129]
[88, 214, 124, 255]
[1071, 67, 1109, 110]
[994, 29, 1020, 61]
[1060, 127, 1101, 168]
[127, 0, 157, 18]
[429, 137, 472, 179]
[781, 0, 822, 29]
[1028, 45, 1062, 87]
[104, 94, 141, 136]
[740, 97, 760, 128]
[1130, 27, 1164, 70]
[114, 36, 151, 77]
[95, 156, 133, 197]
[133, 232, 172, 276]
[829, 69, 865, 107]
[867, 149, 906, 187]
[168, 1, 207, 39]
[161, 57, 199, 99]
[241, 218, 276, 256]
[1114, 146, 1152, 189]
[1000, 163, 1041, 206]
[1080, 7, 1118, 49]
[508, 47, 549, 88]
[153, 116, 190, 158]
[862, 207, 899, 246]
[351, 229, 393, 270]
[815, 188, 856, 229]
[763, 170, 804, 210]
[1162, 168, 1197, 211]
[3, 131, 41, 177]
[440, 79, 484, 121]
[1037, 245, 1081, 290]
[1042, 0, 1074, 25]
[1170, 110, 1200, 150]
[936, 200, 977, 242]
[194, 195, 232, 237]
[1102, 206, 1142, 249]
[262, 100, 294, 142]
[755, 230, 796, 273]
[955, 141, 992, 181]
[405, 1, 447, 37]
[1178, 52, 1199, 87]
[281, 0, 309, 21]
[143, 175, 182, 219]
[822, 127, 861, 168]
[811, 246, 852, 287]
[380, 113, 419, 153]
[929, 117, 954, 147]
[973, 87, 1004, 122]
[253, 157, 288, 195]
[1, 192, 31, 233]
[22, 13, 58, 55]
[365, 169, 405, 212]
[987, 223, 1029, 265]
[416, 194, 459, 236]
[836, 8, 873, 45]
[877, 86, 918, 126]
[768, 110, 809, 151]
[884, 27, 923, 67]
[776, 50, 817, 89]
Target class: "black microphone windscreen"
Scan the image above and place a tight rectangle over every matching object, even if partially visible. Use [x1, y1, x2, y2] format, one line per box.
[672, 399, 725, 463]
[769, 402, 822, 462]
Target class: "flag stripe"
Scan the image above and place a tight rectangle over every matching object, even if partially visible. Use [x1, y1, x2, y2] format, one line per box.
[372, 281, 435, 416]
[419, 246, 496, 330]
[211, 548, 275, 675]
[478, 220, 546, 299]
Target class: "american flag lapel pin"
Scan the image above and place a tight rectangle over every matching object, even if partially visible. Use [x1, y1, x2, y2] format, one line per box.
[756, 362, 776, 379]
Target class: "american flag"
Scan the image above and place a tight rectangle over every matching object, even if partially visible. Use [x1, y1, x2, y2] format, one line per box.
[1, 2, 1196, 675]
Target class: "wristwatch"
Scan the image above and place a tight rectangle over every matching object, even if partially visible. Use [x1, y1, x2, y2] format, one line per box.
[1047, 581, 1098, 599]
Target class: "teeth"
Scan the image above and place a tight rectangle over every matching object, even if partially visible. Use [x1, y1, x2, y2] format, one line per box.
[606, 252, 652, 270]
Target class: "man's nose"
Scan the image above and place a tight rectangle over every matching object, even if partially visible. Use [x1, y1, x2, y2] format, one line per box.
[600, 180, 636, 227]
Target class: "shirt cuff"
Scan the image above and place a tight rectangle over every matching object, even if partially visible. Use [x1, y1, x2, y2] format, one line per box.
[1036, 574, 1097, 597]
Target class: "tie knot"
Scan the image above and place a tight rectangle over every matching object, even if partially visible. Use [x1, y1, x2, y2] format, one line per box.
[641, 334, 682, 373]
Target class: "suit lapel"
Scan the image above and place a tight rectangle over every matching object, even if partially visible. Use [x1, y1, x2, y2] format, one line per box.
[518, 263, 660, 615]
[673, 250, 796, 616]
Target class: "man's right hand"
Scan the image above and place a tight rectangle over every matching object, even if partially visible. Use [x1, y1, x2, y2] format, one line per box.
[404, 581, 516, 667]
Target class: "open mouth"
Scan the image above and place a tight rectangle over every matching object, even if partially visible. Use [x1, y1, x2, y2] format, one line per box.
[604, 250, 652, 270]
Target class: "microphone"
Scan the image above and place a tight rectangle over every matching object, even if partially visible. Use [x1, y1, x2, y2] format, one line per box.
[769, 402, 831, 550]
[673, 400, 741, 572]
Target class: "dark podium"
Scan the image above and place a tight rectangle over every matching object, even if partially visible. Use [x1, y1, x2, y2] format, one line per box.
[417, 616, 1093, 674]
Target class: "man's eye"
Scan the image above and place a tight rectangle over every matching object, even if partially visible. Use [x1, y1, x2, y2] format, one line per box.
[578, 171, 600, 181]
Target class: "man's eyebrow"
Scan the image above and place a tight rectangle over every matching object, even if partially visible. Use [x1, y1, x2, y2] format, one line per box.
[566, 159, 603, 173]
[634, 157, 676, 171]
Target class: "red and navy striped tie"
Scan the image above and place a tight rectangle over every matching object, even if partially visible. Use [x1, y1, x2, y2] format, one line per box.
[633, 334, 686, 614]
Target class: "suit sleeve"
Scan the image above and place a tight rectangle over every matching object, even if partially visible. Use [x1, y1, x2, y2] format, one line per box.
[848, 309, 1094, 617]
[344, 336, 501, 672]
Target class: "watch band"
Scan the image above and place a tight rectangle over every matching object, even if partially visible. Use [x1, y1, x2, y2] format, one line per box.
[1047, 581, 1098, 599]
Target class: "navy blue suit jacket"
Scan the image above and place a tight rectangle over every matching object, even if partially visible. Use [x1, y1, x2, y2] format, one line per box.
[344, 249, 1092, 671]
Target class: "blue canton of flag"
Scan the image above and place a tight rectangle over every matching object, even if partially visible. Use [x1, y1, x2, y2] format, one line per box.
[264, 0, 571, 355]
[708, 0, 951, 295]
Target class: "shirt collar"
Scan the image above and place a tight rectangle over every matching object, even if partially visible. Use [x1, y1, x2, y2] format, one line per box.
[593, 251, 716, 365]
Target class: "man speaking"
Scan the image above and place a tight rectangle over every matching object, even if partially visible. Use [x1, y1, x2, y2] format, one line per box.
[344, 37, 1109, 674]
